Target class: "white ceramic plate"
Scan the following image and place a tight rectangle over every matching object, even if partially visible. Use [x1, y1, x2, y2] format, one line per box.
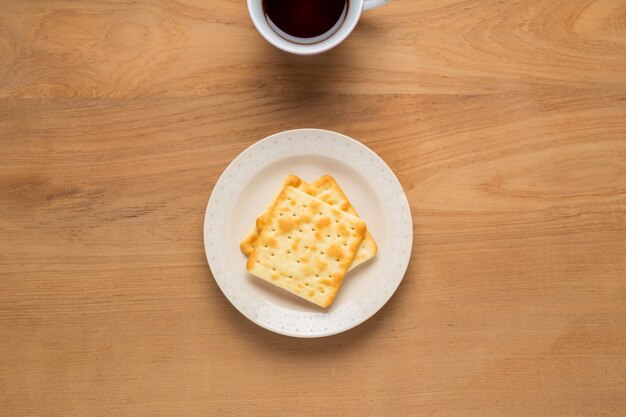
[204, 129, 412, 337]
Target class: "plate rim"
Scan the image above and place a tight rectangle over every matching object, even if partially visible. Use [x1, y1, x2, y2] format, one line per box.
[204, 128, 413, 338]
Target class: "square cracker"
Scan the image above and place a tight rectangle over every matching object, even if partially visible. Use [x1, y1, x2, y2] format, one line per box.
[241, 175, 377, 270]
[240, 175, 304, 255]
[247, 186, 366, 308]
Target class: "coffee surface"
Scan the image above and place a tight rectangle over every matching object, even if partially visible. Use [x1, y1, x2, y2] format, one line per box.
[263, 0, 348, 41]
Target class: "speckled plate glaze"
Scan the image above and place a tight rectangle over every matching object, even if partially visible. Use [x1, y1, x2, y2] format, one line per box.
[204, 129, 412, 337]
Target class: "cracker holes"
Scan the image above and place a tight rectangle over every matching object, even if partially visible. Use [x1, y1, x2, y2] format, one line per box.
[311, 228, 316, 231]
[288, 275, 293, 279]
[320, 251, 325, 255]
[326, 234, 331, 238]
[287, 236, 292, 240]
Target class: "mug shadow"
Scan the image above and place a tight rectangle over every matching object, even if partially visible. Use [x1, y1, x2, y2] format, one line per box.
[247, 18, 392, 128]
[257, 37, 359, 100]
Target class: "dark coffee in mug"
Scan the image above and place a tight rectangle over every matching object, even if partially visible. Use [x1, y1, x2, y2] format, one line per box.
[263, 0, 349, 44]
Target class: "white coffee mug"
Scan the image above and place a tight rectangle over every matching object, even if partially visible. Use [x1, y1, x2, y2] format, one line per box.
[247, 0, 390, 55]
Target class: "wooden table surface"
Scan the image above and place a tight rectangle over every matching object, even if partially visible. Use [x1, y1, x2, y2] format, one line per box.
[1, 1, 625, 416]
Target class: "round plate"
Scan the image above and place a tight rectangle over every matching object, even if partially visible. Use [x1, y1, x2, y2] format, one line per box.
[204, 129, 412, 337]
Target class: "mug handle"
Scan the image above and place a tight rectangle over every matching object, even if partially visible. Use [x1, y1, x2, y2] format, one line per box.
[363, 0, 389, 11]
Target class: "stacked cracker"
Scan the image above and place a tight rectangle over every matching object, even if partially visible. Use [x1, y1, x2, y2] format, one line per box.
[241, 175, 377, 308]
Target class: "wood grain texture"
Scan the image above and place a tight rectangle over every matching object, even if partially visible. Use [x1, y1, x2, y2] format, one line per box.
[1, 1, 625, 416]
